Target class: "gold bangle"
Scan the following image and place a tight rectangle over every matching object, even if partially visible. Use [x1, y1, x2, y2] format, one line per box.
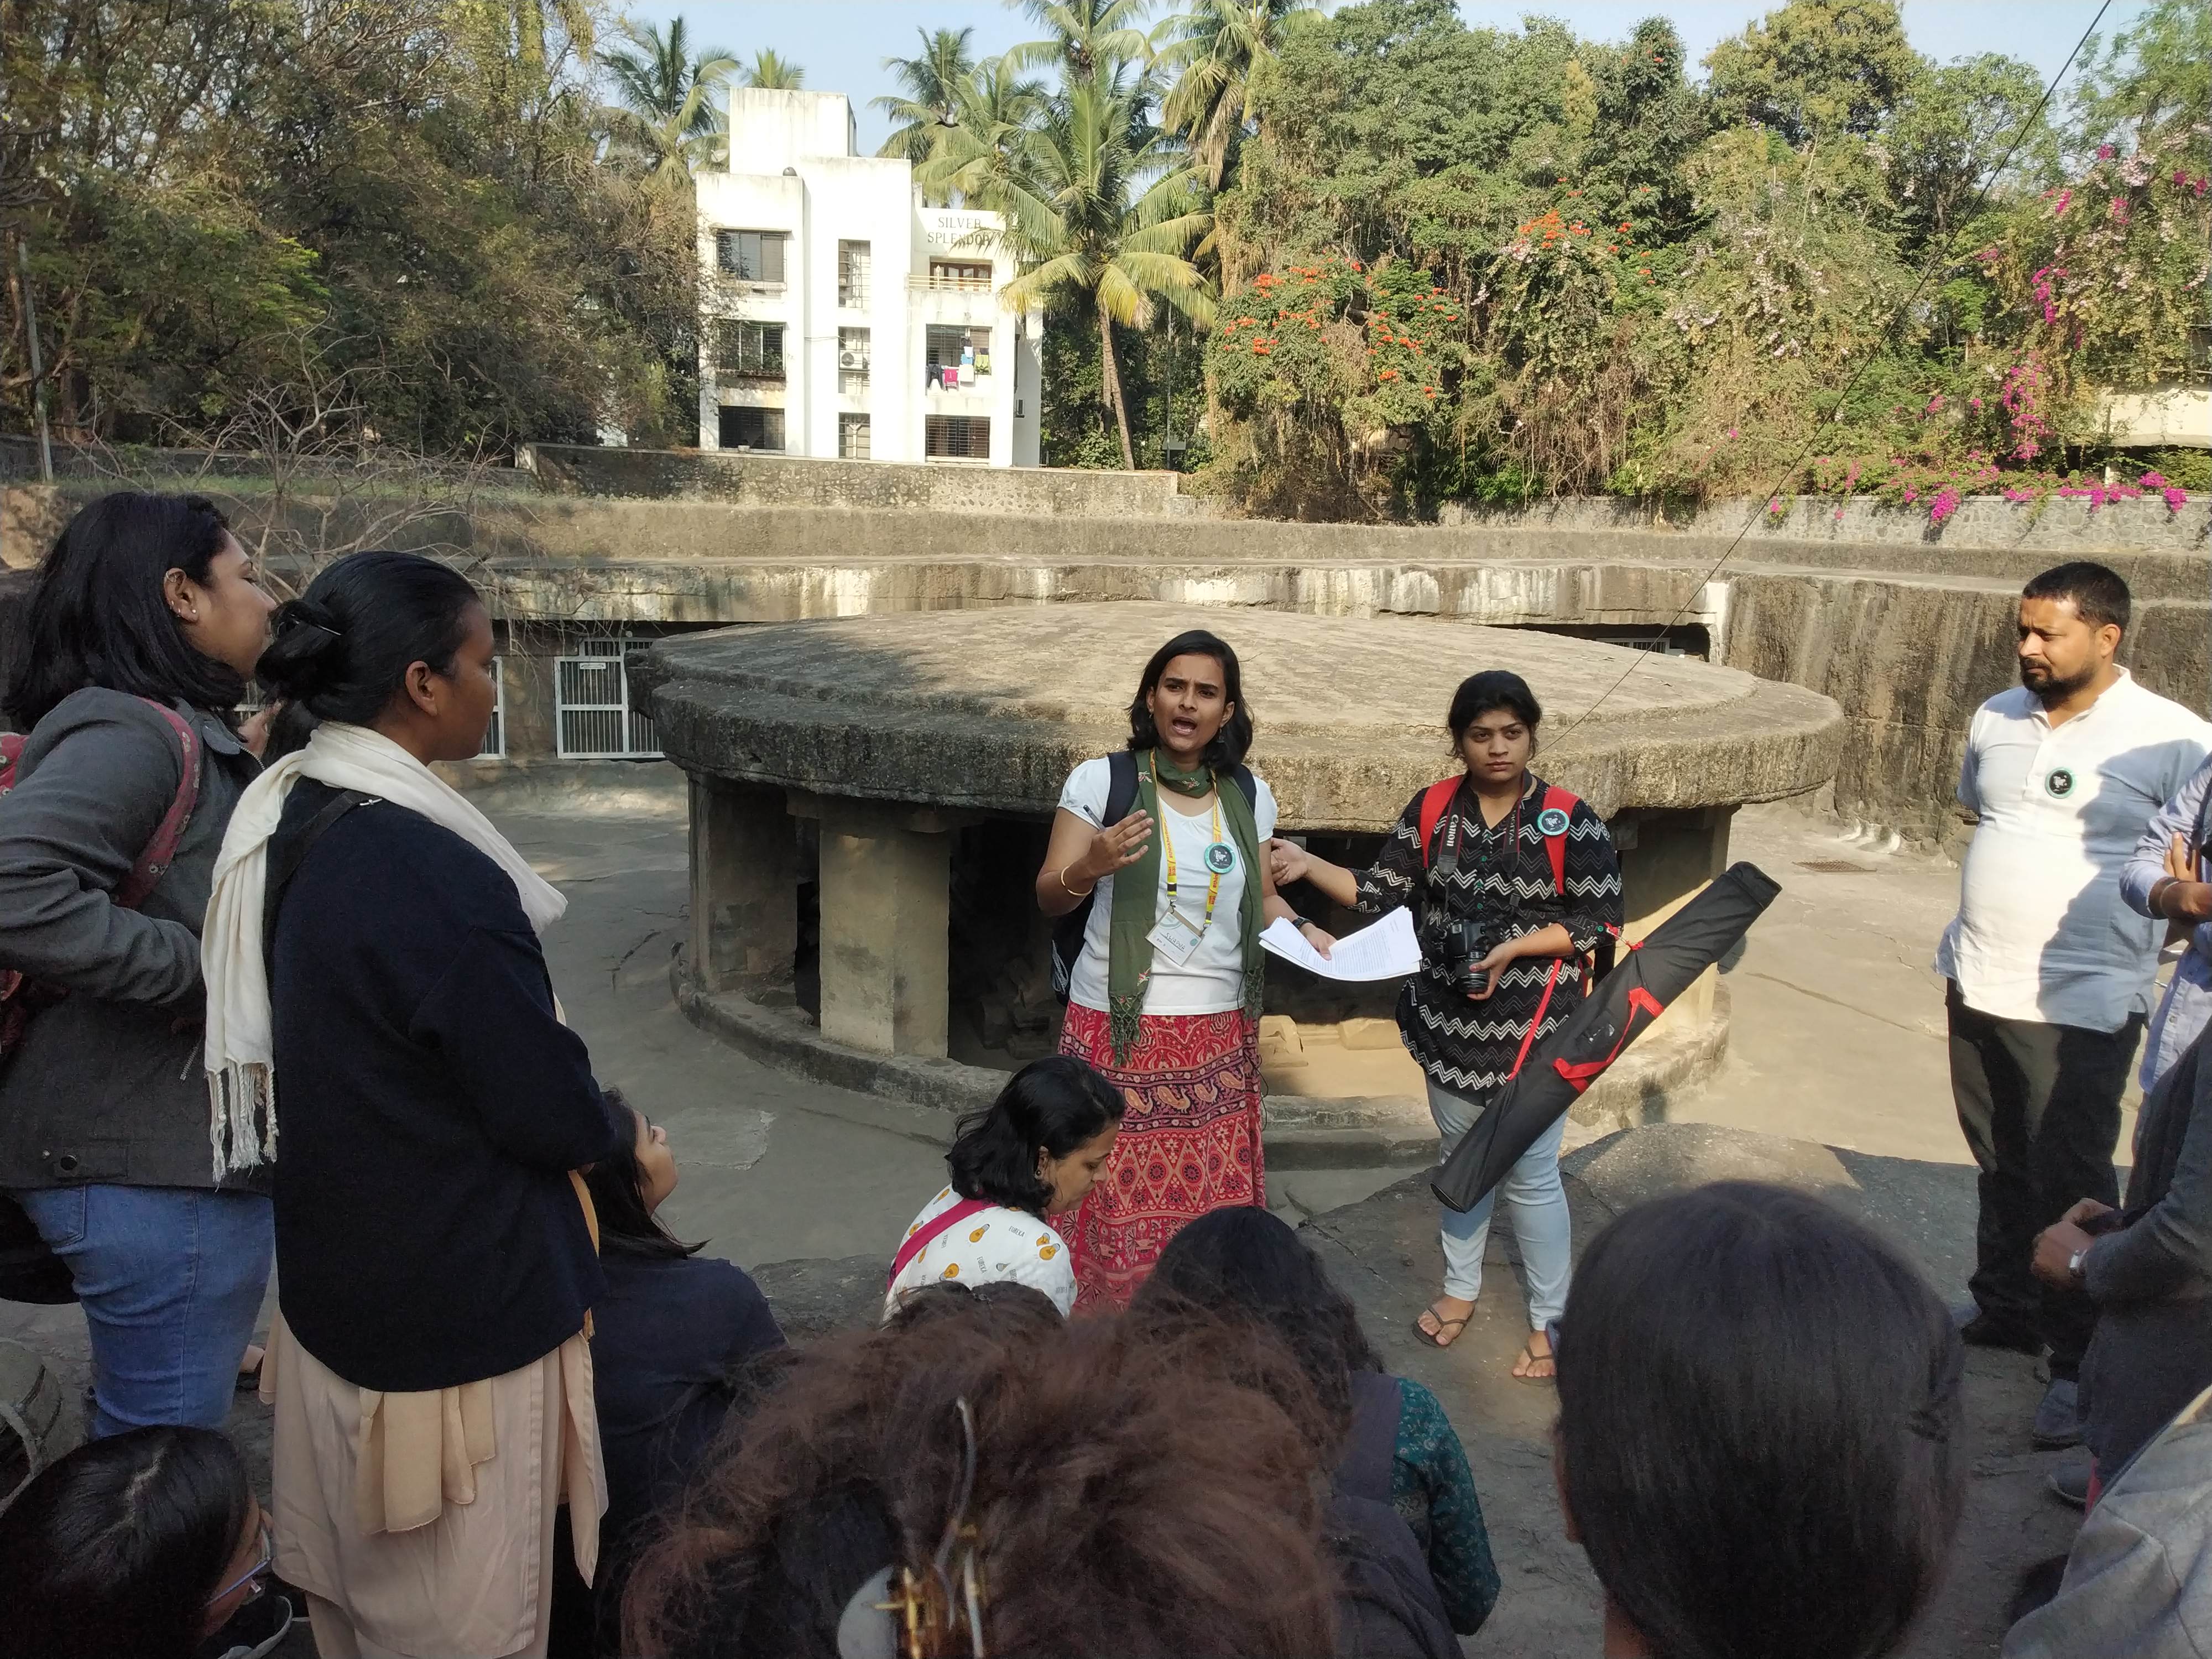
[1057, 864, 1094, 899]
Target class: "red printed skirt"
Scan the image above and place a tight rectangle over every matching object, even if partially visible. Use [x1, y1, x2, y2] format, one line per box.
[1051, 1004, 1265, 1312]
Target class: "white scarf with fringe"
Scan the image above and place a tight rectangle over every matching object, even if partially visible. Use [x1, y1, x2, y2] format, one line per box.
[200, 722, 567, 1179]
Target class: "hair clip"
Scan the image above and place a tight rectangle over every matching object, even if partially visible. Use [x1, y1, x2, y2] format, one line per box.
[836, 1398, 989, 1659]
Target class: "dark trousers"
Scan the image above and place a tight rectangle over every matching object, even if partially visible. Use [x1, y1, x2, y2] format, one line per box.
[1947, 982, 2142, 1378]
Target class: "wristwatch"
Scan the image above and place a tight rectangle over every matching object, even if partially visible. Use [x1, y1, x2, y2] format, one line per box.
[2067, 1246, 2089, 1279]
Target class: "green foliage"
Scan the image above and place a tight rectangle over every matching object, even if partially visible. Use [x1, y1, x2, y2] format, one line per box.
[3, 0, 702, 456]
[1198, 0, 2209, 519]
[924, 54, 1212, 469]
[875, 28, 980, 165]
[1705, 0, 1920, 143]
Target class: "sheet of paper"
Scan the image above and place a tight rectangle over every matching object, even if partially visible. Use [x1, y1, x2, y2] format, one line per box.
[1260, 906, 1422, 982]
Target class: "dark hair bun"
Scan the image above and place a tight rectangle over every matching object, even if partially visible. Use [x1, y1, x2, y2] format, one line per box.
[255, 598, 346, 702]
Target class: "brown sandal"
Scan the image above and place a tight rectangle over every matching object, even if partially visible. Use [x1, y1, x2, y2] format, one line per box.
[1512, 1334, 1556, 1383]
[1415, 1301, 1473, 1349]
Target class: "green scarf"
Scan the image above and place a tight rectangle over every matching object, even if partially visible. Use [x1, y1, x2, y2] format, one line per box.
[1107, 749, 1266, 1063]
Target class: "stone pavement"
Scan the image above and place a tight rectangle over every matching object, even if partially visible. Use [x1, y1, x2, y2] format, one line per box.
[1, 796, 2122, 1656]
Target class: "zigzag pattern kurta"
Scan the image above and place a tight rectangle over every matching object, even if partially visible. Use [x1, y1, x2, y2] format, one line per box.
[1354, 773, 1624, 1096]
[1051, 1004, 1264, 1312]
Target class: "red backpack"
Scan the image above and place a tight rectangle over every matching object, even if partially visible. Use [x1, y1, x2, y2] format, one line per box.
[1415, 777, 1594, 1078]
[0, 701, 203, 1057]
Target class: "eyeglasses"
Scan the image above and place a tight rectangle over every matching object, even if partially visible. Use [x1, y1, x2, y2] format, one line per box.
[205, 1513, 274, 1611]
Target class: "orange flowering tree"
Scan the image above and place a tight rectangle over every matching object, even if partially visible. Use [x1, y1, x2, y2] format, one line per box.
[1206, 253, 1466, 515]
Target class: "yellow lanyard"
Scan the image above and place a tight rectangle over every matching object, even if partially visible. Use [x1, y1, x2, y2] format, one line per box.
[1155, 757, 1224, 931]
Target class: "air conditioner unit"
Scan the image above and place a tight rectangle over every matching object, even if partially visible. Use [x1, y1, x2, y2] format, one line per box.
[840, 350, 865, 369]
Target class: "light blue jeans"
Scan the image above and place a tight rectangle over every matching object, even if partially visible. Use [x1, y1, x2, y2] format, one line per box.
[1427, 1079, 1572, 1328]
[14, 1184, 273, 1438]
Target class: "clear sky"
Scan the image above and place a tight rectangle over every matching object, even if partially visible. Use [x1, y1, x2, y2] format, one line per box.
[624, 1, 2146, 158]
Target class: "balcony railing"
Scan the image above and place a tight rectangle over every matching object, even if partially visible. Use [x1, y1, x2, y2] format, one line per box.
[908, 273, 994, 294]
[925, 367, 990, 393]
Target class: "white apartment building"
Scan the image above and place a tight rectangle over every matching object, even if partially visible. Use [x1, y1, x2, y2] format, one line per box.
[696, 89, 1042, 467]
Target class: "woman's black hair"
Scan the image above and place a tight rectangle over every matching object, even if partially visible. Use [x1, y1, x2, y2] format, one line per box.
[1135, 1206, 1379, 1446]
[4, 491, 247, 729]
[945, 1055, 1125, 1215]
[1446, 670, 1542, 748]
[1125, 629, 1254, 768]
[0, 1424, 254, 1659]
[254, 549, 481, 756]
[584, 1088, 704, 1261]
[1554, 1182, 1966, 1659]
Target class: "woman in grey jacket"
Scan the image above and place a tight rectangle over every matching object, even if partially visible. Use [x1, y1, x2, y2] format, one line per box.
[0, 492, 275, 1437]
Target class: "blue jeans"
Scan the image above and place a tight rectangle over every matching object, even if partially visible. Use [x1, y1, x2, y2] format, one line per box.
[1427, 1079, 1572, 1328]
[14, 1185, 273, 1438]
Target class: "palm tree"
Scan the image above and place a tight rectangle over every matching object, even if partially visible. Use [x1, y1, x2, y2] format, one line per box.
[1005, 0, 1152, 81]
[742, 49, 805, 90]
[875, 27, 978, 162]
[598, 17, 740, 183]
[1153, 0, 1320, 187]
[929, 64, 1213, 469]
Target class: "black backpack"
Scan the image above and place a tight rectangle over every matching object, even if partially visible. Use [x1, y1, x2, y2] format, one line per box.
[1048, 751, 1258, 1004]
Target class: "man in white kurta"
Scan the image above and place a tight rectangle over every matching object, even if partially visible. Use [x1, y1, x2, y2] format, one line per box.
[1936, 562, 2211, 1449]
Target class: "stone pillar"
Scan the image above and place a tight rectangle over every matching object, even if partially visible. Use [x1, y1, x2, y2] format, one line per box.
[688, 776, 796, 991]
[1614, 804, 1736, 1030]
[812, 796, 958, 1057]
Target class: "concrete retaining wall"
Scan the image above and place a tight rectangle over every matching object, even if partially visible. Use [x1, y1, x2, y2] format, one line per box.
[519, 442, 1206, 518]
[4, 476, 2201, 844]
[1442, 491, 2211, 555]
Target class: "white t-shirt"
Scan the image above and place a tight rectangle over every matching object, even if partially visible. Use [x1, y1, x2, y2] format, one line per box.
[1934, 670, 2212, 1030]
[882, 1185, 1076, 1319]
[1057, 757, 1279, 1016]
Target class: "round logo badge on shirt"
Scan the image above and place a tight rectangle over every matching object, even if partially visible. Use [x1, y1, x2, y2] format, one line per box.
[1203, 842, 1237, 874]
[2046, 769, 2075, 799]
[1536, 807, 1571, 836]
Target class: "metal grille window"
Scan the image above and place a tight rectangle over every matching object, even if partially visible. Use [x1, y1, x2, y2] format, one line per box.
[478, 656, 507, 758]
[715, 229, 786, 284]
[925, 415, 990, 461]
[838, 241, 872, 308]
[838, 326, 870, 393]
[925, 325, 991, 392]
[839, 414, 872, 460]
[717, 406, 785, 451]
[555, 639, 660, 759]
[715, 320, 785, 380]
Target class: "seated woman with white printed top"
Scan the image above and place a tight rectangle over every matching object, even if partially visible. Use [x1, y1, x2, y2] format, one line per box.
[885, 1056, 1126, 1320]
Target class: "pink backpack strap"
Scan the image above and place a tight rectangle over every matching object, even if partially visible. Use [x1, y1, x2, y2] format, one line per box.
[888, 1197, 994, 1289]
[113, 702, 202, 910]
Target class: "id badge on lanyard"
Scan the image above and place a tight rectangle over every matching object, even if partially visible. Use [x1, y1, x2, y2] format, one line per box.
[1149, 788, 1228, 967]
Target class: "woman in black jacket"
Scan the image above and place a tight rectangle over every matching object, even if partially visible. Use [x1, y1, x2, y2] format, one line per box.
[202, 550, 622, 1658]
[552, 1092, 785, 1656]
[0, 492, 275, 1438]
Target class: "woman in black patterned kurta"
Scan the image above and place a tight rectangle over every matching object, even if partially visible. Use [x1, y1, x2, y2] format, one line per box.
[1271, 672, 1621, 1377]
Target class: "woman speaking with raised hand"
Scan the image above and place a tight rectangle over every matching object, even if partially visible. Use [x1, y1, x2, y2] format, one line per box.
[1034, 628, 1311, 1310]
